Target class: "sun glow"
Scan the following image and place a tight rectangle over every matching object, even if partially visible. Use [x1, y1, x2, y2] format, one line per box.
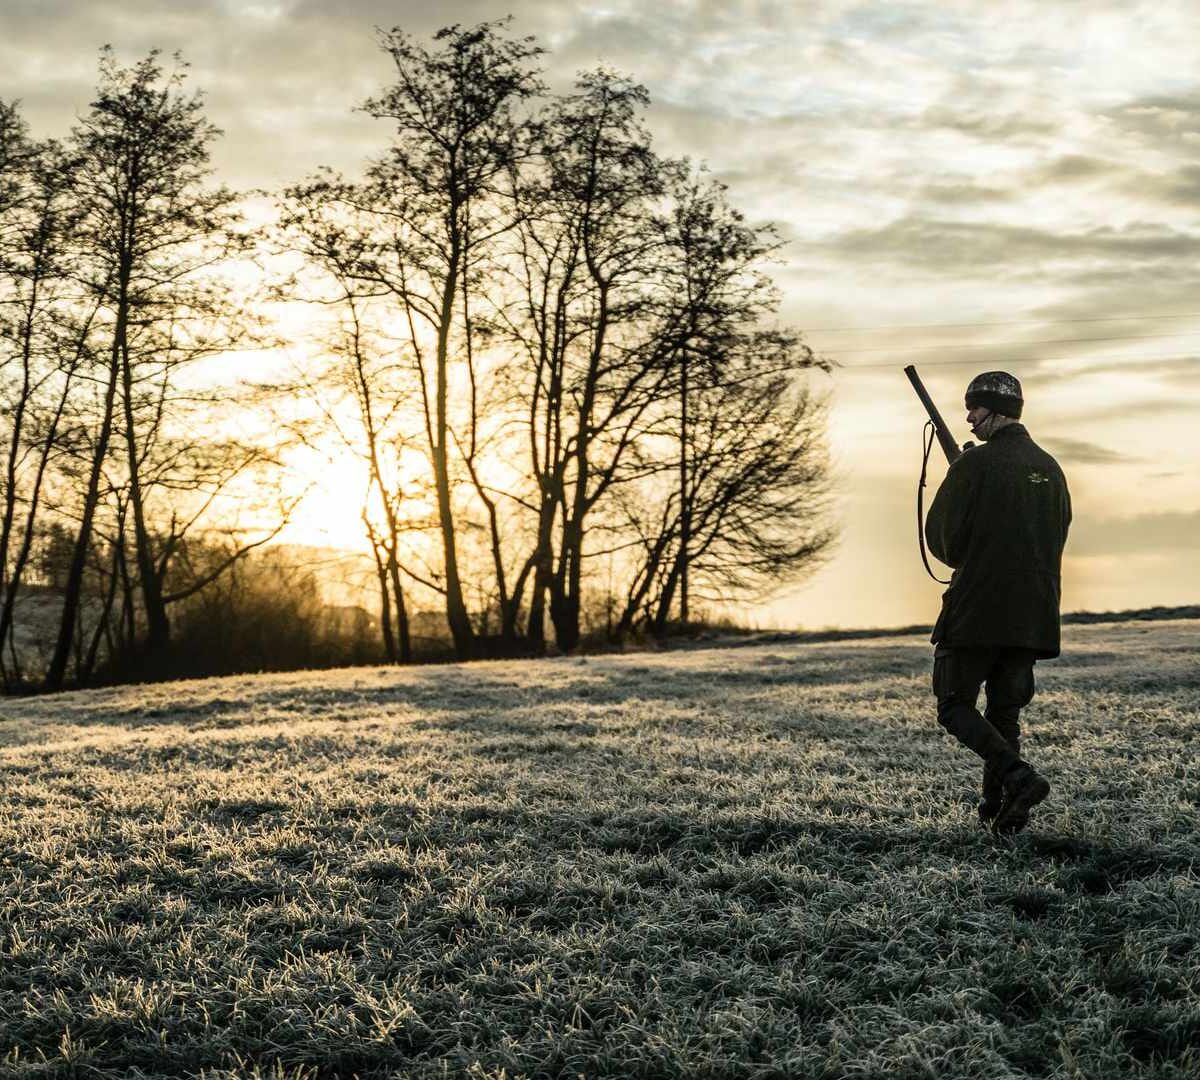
[278, 447, 375, 553]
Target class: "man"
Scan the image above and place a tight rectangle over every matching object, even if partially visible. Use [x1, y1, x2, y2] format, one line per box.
[925, 371, 1071, 834]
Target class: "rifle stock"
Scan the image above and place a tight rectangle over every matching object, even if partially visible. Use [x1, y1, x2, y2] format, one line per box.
[904, 364, 964, 464]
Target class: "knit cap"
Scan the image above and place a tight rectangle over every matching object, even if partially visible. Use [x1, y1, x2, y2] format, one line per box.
[965, 371, 1023, 418]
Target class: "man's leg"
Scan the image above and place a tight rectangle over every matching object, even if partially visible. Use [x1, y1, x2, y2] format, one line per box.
[933, 645, 1049, 831]
[978, 654, 1029, 823]
[986, 650, 1044, 834]
[933, 646, 1022, 779]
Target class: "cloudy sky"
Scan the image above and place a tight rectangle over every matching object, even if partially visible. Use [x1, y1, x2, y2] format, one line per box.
[3, 0, 1198, 629]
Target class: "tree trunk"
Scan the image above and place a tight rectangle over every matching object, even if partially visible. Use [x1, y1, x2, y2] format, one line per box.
[615, 526, 674, 642]
[550, 506, 585, 654]
[524, 489, 557, 649]
[679, 353, 690, 623]
[45, 321, 124, 690]
[0, 235, 47, 685]
[121, 336, 171, 654]
[652, 553, 684, 637]
[389, 553, 412, 663]
[432, 233, 475, 658]
[118, 531, 136, 657]
[83, 528, 124, 680]
[371, 540, 398, 663]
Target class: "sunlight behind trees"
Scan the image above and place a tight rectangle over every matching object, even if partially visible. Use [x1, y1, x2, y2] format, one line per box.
[0, 21, 834, 687]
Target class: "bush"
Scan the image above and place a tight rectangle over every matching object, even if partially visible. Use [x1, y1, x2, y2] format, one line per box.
[102, 551, 383, 682]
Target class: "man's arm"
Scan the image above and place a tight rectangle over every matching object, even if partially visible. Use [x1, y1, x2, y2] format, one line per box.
[925, 455, 978, 569]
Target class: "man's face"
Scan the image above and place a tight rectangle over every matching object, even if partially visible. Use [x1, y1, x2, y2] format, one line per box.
[966, 404, 992, 438]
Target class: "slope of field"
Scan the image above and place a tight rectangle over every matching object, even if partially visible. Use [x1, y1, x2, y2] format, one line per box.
[1, 620, 1198, 1079]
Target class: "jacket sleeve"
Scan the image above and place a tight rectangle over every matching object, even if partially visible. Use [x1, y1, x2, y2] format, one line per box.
[925, 454, 978, 569]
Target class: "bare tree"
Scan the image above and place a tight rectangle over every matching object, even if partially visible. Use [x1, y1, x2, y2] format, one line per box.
[353, 21, 544, 659]
[0, 135, 101, 687]
[279, 27, 836, 660]
[616, 343, 833, 639]
[44, 49, 270, 688]
[494, 71, 686, 652]
[266, 192, 421, 663]
[650, 173, 831, 630]
[0, 100, 33, 224]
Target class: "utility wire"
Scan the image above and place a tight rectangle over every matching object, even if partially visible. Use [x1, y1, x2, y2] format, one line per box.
[805, 310, 1200, 333]
[817, 329, 1200, 356]
[834, 350, 1200, 371]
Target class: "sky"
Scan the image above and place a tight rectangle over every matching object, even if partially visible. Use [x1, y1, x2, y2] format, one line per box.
[2, 0, 1198, 630]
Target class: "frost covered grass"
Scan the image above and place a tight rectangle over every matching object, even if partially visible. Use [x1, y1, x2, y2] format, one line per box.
[1, 619, 1199, 1079]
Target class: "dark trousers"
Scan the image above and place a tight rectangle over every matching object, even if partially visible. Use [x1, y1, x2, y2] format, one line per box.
[933, 645, 1037, 774]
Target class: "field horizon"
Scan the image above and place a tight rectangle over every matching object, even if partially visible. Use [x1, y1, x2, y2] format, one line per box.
[2, 618, 1198, 1078]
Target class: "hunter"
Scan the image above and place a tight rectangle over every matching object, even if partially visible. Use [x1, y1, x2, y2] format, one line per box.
[925, 371, 1072, 834]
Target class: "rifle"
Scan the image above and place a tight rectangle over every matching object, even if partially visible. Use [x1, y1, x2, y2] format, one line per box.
[904, 364, 969, 464]
[904, 364, 973, 584]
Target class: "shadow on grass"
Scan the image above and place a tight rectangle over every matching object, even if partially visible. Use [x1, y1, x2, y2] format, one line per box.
[2, 631, 1173, 751]
[1, 672, 949, 769]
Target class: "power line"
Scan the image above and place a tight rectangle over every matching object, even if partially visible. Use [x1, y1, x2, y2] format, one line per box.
[817, 329, 1200, 356]
[834, 351, 1200, 371]
[804, 310, 1200, 334]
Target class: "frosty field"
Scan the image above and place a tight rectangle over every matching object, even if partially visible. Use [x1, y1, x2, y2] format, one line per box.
[1, 619, 1198, 1079]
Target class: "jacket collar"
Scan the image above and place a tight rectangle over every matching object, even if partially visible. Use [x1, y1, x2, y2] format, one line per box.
[988, 422, 1028, 442]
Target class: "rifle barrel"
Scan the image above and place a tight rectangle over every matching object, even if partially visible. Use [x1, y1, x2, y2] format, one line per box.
[904, 364, 962, 464]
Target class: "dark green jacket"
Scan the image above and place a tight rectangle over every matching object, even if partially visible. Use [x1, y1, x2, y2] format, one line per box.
[925, 423, 1071, 658]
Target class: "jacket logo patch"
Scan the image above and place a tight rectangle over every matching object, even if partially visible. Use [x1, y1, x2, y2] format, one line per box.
[1028, 471, 1050, 484]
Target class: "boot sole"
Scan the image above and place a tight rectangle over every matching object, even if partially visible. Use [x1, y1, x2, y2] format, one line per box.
[992, 776, 1050, 835]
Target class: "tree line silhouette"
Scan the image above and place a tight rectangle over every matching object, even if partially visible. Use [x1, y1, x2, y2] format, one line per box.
[0, 21, 832, 689]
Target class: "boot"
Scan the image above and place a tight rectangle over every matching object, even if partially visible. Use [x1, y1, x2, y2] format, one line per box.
[978, 764, 1004, 826]
[938, 702, 1020, 819]
[992, 762, 1050, 835]
[979, 729, 1019, 826]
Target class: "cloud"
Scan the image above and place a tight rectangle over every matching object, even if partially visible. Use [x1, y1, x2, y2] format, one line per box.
[917, 102, 1060, 141]
[828, 217, 1199, 275]
[0, 4, 633, 190]
[1120, 165, 1200, 208]
[1082, 393, 1200, 422]
[1033, 154, 1121, 183]
[1040, 437, 1138, 465]
[917, 180, 1015, 205]
[1104, 90, 1200, 140]
[1070, 509, 1200, 556]
[1038, 356, 1200, 385]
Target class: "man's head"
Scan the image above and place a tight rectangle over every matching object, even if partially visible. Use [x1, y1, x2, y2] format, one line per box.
[965, 370, 1023, 440]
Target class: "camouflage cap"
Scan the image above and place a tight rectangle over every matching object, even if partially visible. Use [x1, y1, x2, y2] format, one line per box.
[965, 370, 1023, 418]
